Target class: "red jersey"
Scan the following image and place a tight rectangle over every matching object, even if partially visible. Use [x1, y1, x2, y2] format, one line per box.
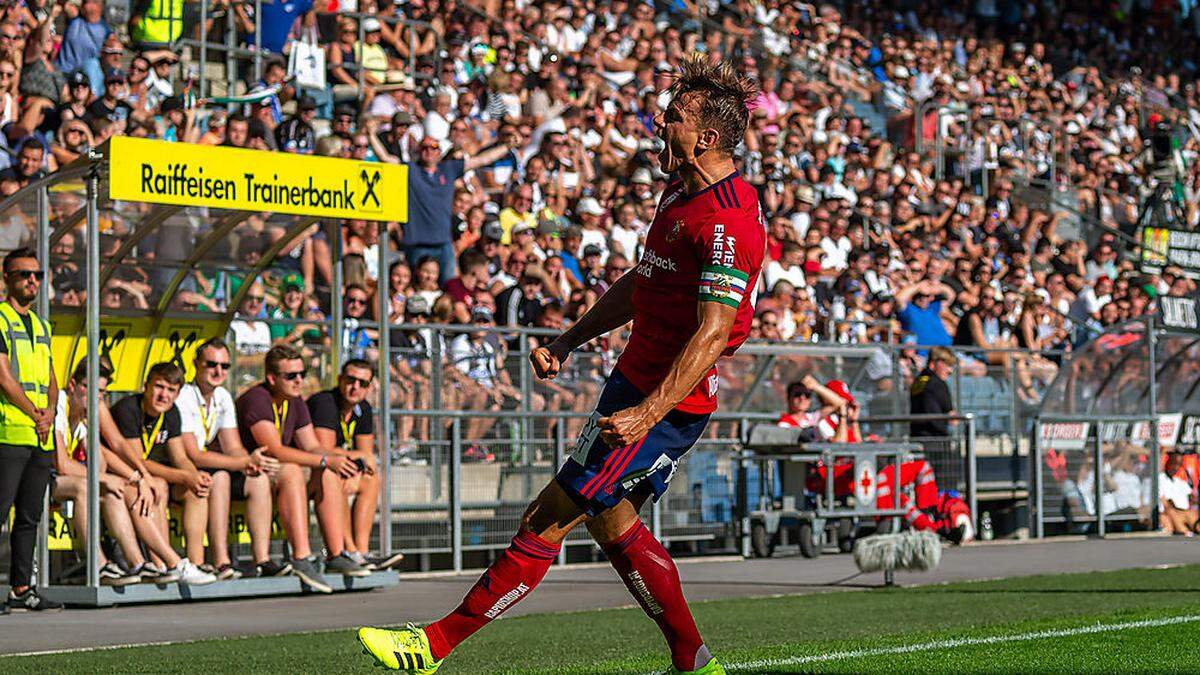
[616, 172, 766, 414]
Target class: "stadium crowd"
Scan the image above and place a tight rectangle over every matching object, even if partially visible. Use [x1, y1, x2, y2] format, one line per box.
[4, 0, 1199, 443]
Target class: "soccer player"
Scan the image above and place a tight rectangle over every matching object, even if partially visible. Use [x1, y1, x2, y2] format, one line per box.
[358, 55, 764, 675]
[176, 338, 284, 579]
[306, 359, 404, 570]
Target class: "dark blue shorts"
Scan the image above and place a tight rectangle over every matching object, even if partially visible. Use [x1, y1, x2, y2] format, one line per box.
[555, 369, 711, 517]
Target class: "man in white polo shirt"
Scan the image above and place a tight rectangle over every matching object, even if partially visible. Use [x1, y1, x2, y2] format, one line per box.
[176, 337, 286, 580]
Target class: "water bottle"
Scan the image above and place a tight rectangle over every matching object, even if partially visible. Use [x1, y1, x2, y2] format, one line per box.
[980, 511, 994, 541]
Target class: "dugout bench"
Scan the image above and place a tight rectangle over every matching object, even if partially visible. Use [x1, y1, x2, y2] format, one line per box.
[737, 425, 921, 559]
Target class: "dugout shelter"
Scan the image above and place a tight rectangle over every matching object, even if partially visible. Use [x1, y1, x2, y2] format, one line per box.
[1033, 296, 1200, 538]
[2, 137, 407, 605]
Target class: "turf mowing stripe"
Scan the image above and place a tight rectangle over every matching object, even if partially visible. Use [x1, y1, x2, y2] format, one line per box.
[724, 613, 1200, 671]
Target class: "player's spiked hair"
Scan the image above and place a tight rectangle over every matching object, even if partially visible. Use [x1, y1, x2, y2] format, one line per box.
[667, 54, 759, 154]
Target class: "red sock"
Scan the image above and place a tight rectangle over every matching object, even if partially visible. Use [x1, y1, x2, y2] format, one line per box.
[601, 521, 710, 672]
[425, 530, 559, 659]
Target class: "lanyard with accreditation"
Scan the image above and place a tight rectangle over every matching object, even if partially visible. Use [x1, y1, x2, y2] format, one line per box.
[142, 413, 165, 459]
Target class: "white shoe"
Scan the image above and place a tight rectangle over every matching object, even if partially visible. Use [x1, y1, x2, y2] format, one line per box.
[174, 559, 218, 586]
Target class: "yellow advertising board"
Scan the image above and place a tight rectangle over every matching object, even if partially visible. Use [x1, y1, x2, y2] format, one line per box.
[108, 137, 409, 223]
[50, 314, 225, 392]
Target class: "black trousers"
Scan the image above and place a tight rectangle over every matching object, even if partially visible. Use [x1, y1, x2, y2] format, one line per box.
[0, 444, 52, 588]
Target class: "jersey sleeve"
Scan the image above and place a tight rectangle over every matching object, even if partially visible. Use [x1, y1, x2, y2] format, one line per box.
[692, 212, 764, 309]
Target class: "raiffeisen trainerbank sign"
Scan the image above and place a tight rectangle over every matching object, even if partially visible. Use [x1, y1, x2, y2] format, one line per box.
[109, 136, 408, 222]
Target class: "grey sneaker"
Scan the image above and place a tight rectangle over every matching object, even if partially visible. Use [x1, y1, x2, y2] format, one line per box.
[134, 563, 180, 584]
[99, 562, 141, 587]
[325, 552, 371, 578]
[291, 557, 332, 594]
[371, 551, 406, 571]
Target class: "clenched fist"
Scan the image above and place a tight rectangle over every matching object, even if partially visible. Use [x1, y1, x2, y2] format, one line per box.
[530, 341, 571, 380]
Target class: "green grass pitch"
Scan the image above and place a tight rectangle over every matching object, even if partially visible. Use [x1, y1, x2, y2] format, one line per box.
[5, 564, 1200, 673]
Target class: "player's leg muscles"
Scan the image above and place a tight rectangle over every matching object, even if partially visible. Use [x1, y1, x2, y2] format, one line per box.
[425, 480, 586, 660]
[590, 491, 712, 673]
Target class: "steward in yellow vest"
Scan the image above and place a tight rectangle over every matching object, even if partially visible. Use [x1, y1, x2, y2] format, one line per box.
[0, 246, 61, 611]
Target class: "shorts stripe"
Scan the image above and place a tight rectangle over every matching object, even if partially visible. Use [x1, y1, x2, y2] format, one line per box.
[581, 436, 647, 498]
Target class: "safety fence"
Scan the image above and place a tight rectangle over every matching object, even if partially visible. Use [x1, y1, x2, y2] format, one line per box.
[370, 408, 977, 572]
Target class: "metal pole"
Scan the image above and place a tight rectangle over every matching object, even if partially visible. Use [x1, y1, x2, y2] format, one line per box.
[199, 0, 208, 100]
[377, 222, 392, 557]
[1147, 316, 1160, 532]
[253, 0, 263, 83]
[450, 417, 462, 573]
[357, 16, 365, 95]
[1032, 417, 1043, 538]
[651, 488, 662, 542]
[330, 220, 344, 377]
[430, 330, 443, 501]
[35, 185, 49, 585]
[965, 413, 977, 532]
[224, 8, 235, 106]
[554, 415, 565, 565]
[85, 160, 101, 589]
[1094, 425, 1105, 538]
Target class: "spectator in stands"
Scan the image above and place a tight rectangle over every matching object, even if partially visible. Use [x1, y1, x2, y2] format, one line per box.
[342, 283, 379, 361]
[111, 362, 217, 585]
[1159, 452, 1197, 536]
[307, 359, 404, 570]
[85, 67, 132, 126]
[0, 138, 46, 194]
[443, 249, 490, 324]
[230, 280, 272, 359]
[909, 346, 957, 441]
[496, 272, 544, 329]
[777, 374, 855, 441]
[56, 0, 110, 94]
[404, 135, 518, 285]
[236, 345, 370, 592]
[895, 279, 955, 352]
[177, 338, 284, 580]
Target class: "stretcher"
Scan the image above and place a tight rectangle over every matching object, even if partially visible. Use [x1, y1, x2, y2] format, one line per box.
[737, 424, 922, 559]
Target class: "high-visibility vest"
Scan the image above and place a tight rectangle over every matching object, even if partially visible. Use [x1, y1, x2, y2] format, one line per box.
[132, 0, 183, 44]
[0, 302, 52, 450]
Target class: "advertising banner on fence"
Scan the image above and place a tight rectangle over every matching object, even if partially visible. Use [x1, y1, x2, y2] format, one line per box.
[1039, 421, 1090, 450]
[109, 137, 408, 222]
[1140, 227, 1200, 279]
[1098, 414, 1182, 448]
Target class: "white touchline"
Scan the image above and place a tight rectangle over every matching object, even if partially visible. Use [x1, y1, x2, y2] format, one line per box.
[723, 613, 1200, 672]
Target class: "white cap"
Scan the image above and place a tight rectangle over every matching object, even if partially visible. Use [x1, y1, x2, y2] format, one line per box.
[893, 65, 910, 79]
[362, 17, 382, 32]
[631, 168, 653, 185]
[577, 197, 605, 216]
